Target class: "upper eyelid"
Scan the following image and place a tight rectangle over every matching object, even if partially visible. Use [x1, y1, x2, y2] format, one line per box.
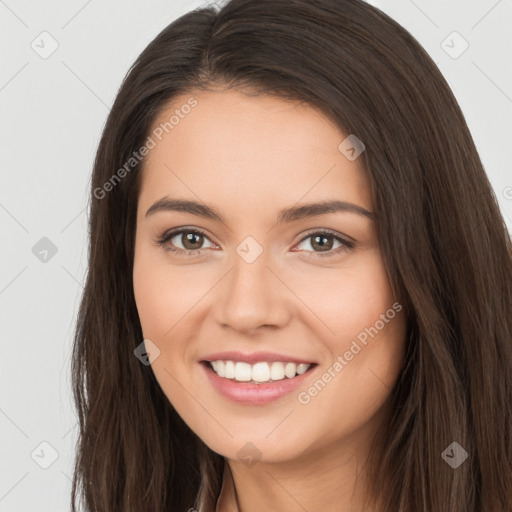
[163, 227, 214, 243]
[299, 228, 355, 243]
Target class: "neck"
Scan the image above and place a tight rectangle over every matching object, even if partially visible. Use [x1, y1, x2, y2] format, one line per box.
[222, 405, 388, 512]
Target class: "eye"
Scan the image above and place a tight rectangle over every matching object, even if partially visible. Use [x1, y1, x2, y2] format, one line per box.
[293, 230, 355, 257]
[156, 227, 216, 255]
[155, 227, 355, 258]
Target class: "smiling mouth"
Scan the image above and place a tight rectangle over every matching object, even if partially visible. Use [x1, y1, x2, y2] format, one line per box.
[202, 360, 318, 384]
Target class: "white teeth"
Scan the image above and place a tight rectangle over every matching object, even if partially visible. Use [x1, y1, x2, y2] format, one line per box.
[252, 362, 270, 382]
[284, 362, 296, 378]
[216, 360, 225, 377]
[225, 360, 236, 379]
[297, 363, 309, 375]
[235, 362, 252, 381]
[208, 360, 312, 382]
[270, 361, 285, 380]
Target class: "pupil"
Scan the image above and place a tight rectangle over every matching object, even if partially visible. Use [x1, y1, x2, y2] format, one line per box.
[312, 235, 332, 251]
[183, 232, 203, 250]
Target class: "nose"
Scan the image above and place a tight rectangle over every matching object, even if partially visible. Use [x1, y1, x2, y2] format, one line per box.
[214, 250, 291, 334]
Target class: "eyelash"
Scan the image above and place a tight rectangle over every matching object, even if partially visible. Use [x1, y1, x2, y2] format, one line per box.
[155, 227, 355, 258]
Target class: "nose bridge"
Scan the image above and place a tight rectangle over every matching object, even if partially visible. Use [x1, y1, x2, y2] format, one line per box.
[215, 243, 289, 332]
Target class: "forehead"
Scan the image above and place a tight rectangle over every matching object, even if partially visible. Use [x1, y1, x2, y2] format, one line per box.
[138, 89, 373, 219]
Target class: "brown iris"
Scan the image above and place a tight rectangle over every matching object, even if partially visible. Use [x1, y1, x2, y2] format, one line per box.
[310, 234, 333, 252]
[181, 232, 204, 250]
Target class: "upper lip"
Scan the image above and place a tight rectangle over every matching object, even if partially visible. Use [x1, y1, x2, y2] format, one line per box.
[201, 351, 317, 365]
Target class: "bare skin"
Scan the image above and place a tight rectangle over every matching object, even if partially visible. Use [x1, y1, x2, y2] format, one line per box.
[132, 88, 406, 512]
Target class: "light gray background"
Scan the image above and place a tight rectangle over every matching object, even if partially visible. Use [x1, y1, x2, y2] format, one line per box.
[1, 0, 511, 510]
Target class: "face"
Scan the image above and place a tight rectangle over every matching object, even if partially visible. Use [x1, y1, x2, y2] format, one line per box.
[133, 89, 406, 465]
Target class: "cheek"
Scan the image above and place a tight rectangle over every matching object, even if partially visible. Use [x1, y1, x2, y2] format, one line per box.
[132, 248, 197, 409]
[292, 250, 406, 424]
[133, 242, 198, 337]
[132, 243, 211, 394]
[291, 249, 398, 344]
[133, 260, 168, 337]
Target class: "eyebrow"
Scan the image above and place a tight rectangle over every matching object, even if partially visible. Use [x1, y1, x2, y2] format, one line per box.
[145, 197, 375, 223]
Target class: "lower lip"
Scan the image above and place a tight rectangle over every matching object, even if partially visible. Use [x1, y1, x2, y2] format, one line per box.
[201, 362, 317, 405]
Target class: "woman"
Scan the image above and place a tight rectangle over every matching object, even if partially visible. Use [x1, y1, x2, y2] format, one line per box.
[71, 0, 512, 511]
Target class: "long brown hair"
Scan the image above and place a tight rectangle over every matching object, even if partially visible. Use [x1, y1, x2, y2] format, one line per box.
[71, 0, 512, 510]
